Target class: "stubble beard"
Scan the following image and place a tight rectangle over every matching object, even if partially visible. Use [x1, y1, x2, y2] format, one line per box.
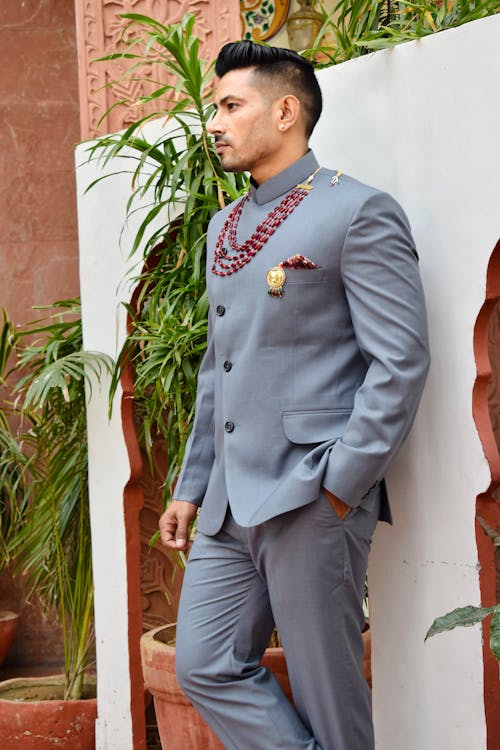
[217, 150, 247, 175]
[218, 141, 269, 177]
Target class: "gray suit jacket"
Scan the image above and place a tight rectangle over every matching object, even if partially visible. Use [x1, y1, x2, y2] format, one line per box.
[174, 150, 430, 534]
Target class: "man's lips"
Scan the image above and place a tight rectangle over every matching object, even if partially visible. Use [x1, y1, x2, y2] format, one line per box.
[214, 141, 229, 153]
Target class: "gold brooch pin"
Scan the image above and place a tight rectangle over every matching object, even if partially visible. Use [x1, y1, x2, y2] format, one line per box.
[266, 265, 287, 297]
[266, 255, 318, 298]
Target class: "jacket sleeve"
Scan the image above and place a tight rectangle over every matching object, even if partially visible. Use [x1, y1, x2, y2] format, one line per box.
[173, 307, 216, 505]
[322, 190, 430, 507]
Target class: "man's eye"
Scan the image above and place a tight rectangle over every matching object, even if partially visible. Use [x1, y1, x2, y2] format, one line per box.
[227, 103, 238, 111]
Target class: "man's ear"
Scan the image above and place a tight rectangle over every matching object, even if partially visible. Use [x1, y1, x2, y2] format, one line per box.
[276, 94, 301, 132]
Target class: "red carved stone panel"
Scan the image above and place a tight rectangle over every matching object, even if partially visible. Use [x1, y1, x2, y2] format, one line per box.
[0, 0, 80, 676]
[74, 0, 242, 139]
[139, 440, 184, 632]
[487, 299, 500, 455]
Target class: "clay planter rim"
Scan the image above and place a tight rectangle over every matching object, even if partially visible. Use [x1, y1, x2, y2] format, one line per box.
[142, 622, 370, 659]
[0, 610, 20, 622]
[0, 675, 97, 750]
[141, 622, 286, 657]
[143, 622, 369, 653]
[148, 621, 176, 643]
[0, 673, 97, 702]
[142, 621, 370, 693]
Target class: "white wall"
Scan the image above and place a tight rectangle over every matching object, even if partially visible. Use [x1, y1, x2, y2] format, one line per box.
[76, 16, 500, 749]
[313, 16, 499, 749]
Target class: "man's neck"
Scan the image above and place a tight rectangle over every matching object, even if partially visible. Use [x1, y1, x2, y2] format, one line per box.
[250, 145, 309, 186]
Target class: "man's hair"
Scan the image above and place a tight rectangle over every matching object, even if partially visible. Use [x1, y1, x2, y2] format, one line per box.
[215, 41, 322, 138]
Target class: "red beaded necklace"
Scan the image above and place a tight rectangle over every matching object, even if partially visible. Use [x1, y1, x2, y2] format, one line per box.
[212, 166, 321, 277]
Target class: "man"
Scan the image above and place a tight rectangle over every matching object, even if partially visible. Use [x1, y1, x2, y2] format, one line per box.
[159, 40, 430, 750]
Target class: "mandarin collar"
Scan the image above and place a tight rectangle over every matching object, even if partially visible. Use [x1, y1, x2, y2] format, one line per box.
[249, 150, 320, 206]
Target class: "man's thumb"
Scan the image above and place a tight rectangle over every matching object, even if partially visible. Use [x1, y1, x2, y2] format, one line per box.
[175, 519, 188, 548]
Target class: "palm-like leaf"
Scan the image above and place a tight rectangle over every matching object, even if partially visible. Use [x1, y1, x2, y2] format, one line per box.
[426, 603, 500, 664]
[425, 605, 496, 639]
[0, 411, 31, 567]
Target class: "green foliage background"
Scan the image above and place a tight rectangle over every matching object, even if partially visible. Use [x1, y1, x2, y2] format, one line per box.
[308, 0, 499, 65]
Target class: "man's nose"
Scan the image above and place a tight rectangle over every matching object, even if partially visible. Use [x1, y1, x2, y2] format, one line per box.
[207, 111, 223, 135]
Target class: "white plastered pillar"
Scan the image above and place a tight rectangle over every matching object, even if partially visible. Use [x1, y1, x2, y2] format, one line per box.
[75, 127, 166, 749]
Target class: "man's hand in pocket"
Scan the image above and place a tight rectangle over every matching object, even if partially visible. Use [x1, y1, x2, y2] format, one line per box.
[323, 487, 352, 520]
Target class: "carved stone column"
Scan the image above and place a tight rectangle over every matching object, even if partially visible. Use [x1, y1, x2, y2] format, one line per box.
[487, 300, 500, 455]
[138, 440, 184, 632]
[74, 0, 242, 139]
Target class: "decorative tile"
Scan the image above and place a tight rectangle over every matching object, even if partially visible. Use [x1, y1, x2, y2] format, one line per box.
[240, 0, 291, 41]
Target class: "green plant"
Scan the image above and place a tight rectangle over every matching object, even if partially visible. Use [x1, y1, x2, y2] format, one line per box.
[0, 312, 31, 572]
[306, 0, 500, 65]
[88, 14, 248, 498]
[0, 453, 28, 584]
[425, 517, 500, 663]
[0, 413, 31, 571]
[0, 300, 113, 699]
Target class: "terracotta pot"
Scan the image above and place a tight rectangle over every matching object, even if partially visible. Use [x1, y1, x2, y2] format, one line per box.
[141, 624, 225, 750]
[141, 623, 371, 750]
[0, 610, 20, 665]
[141, 625, 293, 750]
[0, 675, 97, 750]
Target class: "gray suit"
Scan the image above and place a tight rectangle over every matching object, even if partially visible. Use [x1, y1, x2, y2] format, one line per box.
[174, 150, 430, 749]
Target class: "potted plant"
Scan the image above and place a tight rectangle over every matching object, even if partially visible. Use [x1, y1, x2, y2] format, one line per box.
[0, 414, 24, 666]
[0, 312, 30, 665]
[0, 300, 112, 749]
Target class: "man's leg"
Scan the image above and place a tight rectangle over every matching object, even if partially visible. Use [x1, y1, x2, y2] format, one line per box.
[254, 491, 380, 750]
[175, 513, 322, 750]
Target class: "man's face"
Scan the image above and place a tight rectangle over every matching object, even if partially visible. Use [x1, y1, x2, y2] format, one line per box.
[207, 67, 281, 179]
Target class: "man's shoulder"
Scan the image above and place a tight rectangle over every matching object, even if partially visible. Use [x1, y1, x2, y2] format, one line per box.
[314, 167, 386, 203]
[314, 167, 408, 225]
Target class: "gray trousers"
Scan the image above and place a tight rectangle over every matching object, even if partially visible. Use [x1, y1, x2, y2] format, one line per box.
[175, 490, 380, 750]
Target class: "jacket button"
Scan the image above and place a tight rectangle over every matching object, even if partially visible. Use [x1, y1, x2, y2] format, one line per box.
[224, 421, 234, 433]
[216, 305, 225, 316]
[223, 360, 232, 372]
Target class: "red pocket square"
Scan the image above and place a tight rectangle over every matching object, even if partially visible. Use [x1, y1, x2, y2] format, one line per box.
[281, 254, 318, 269]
